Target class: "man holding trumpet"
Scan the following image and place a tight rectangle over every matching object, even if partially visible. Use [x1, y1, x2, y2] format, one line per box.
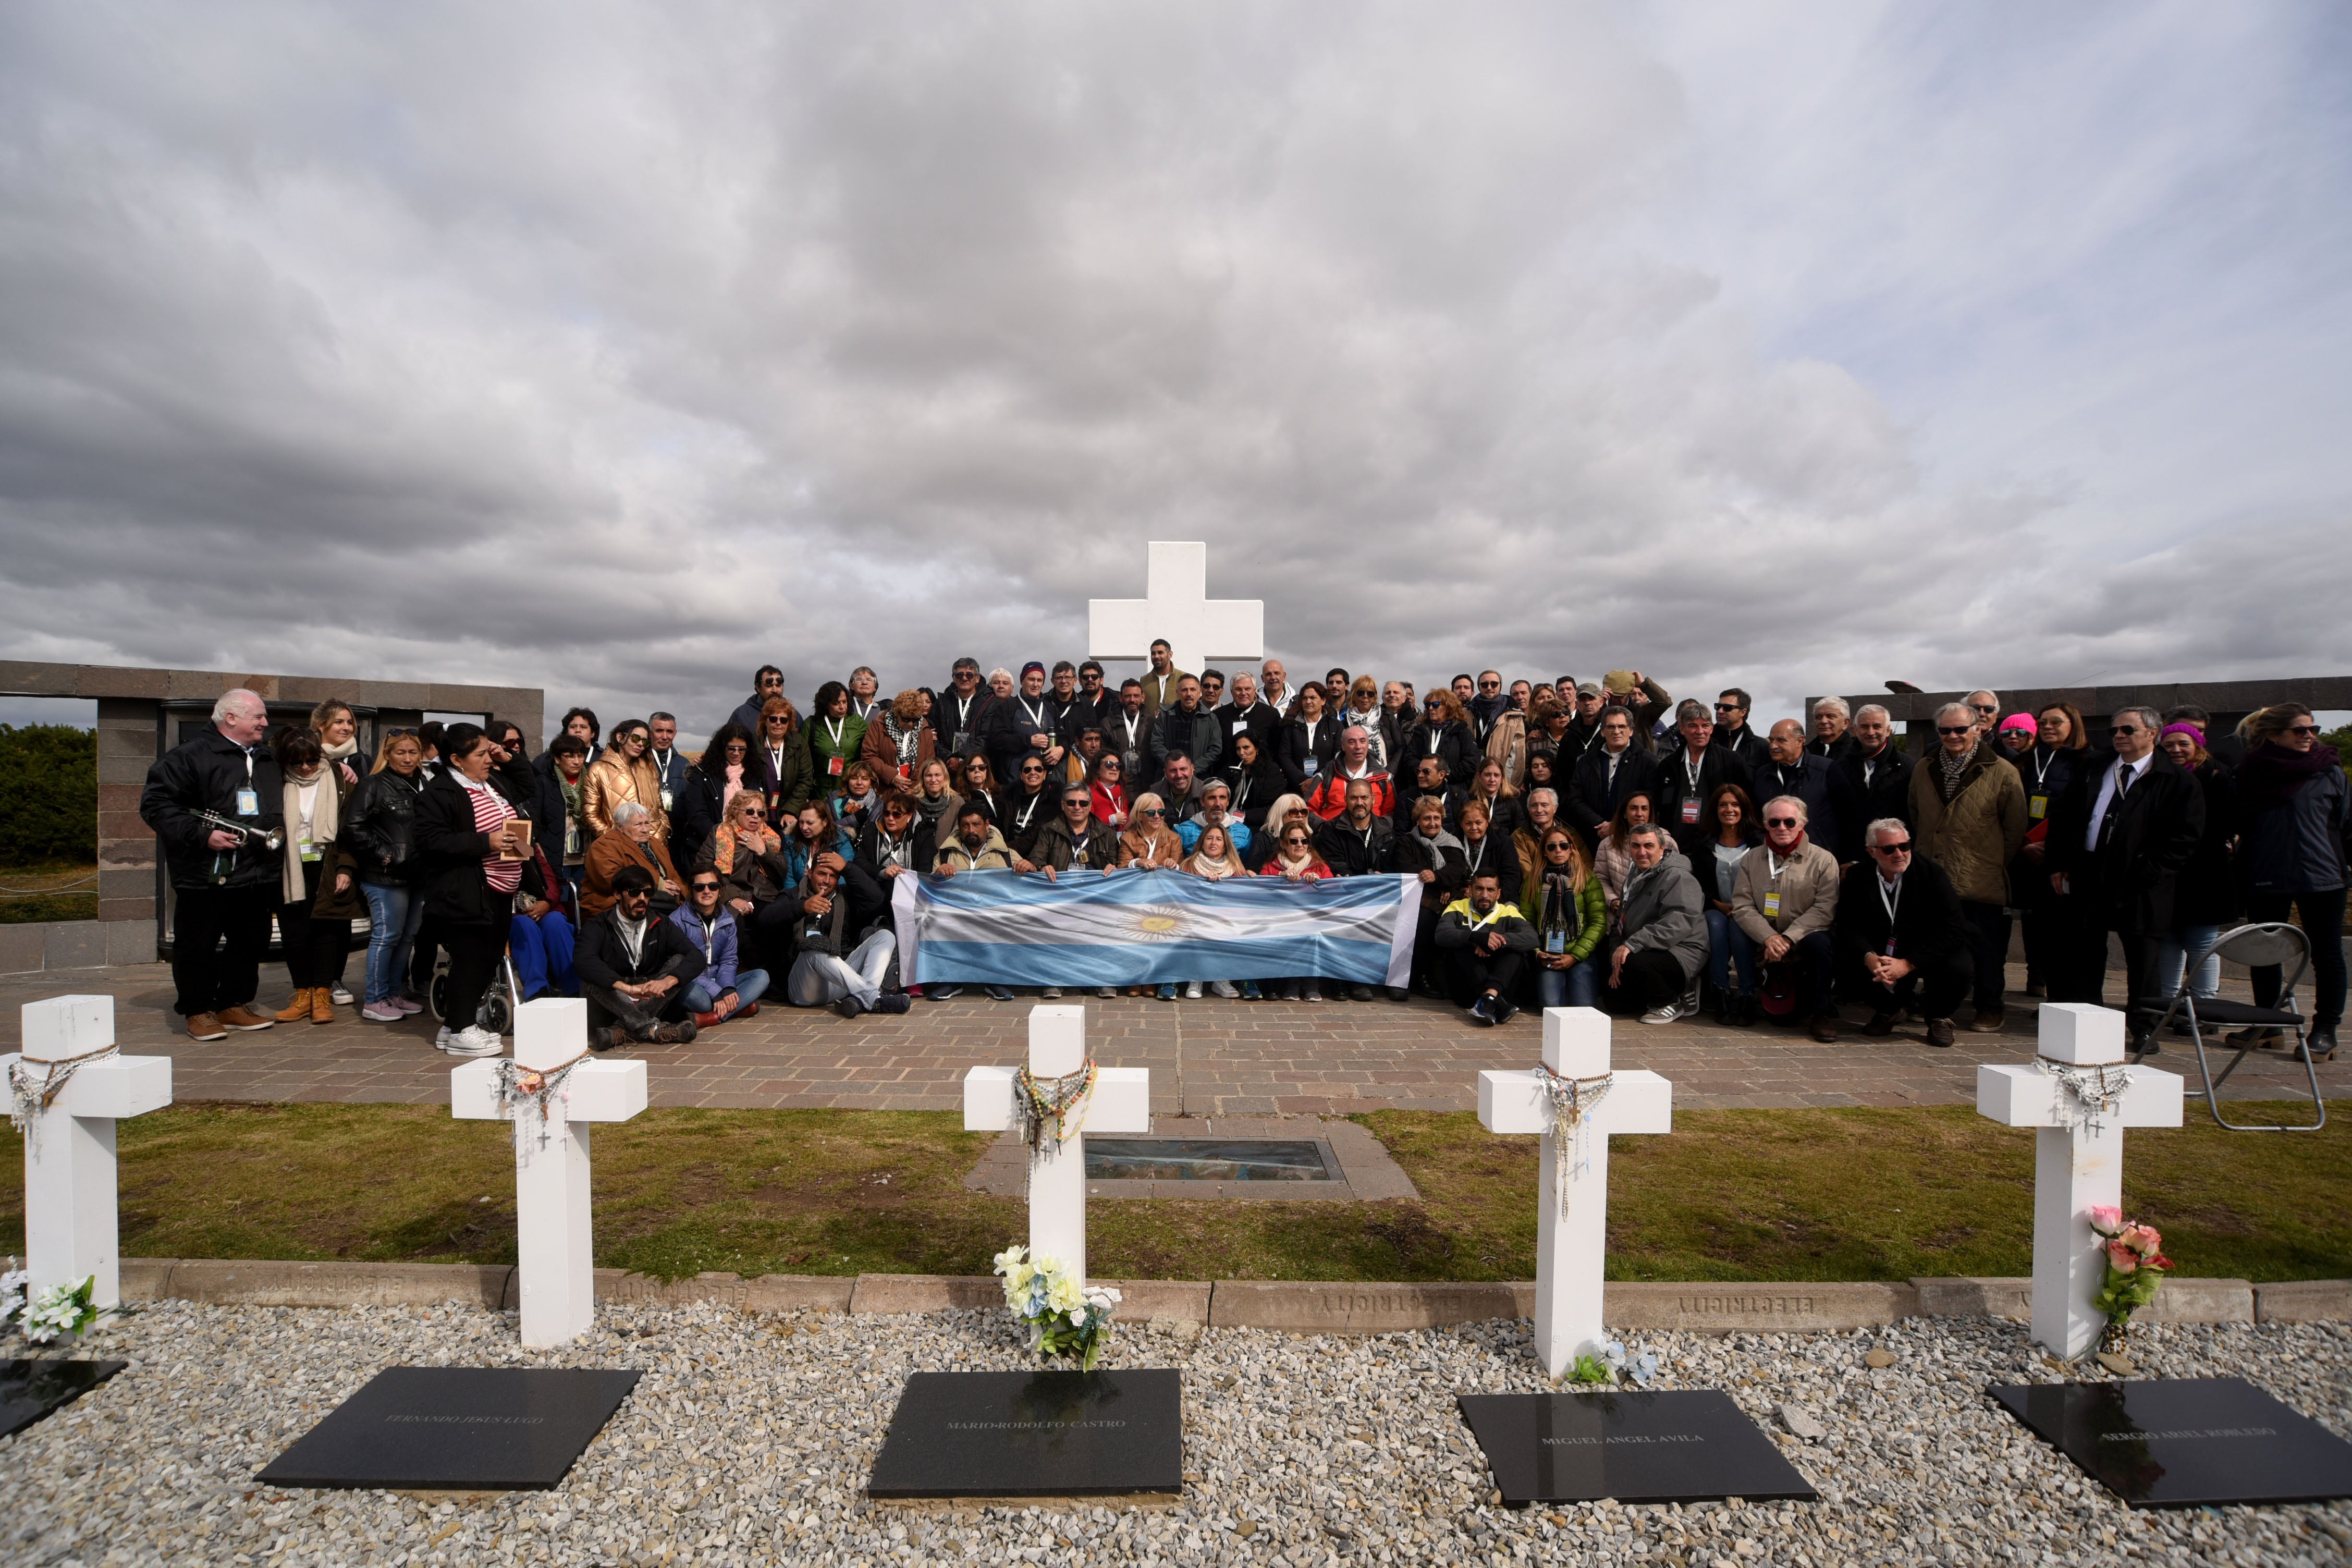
[140, 687, 287, 1041]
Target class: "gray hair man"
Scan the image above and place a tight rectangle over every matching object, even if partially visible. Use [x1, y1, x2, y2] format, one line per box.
[1909, 701, 2029, 1033]
[139, 688, 285, 1041]
[1607, 823, 1708, 1025]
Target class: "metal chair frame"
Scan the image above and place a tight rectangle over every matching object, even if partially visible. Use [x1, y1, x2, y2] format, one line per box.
[428, 946, 522, 1039]
[2159, 921, 2326, 1132]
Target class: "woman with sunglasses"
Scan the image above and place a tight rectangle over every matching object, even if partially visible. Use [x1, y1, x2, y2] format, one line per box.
[674, 721, 754, 872]
[669, 863, 767, 1027]
[2234, 704, 2346, 1058]
[1088, 752, 1131, 831]
[1405, 689, 1477, 788]
[1258, 818, 1333, 1000]
[754, 697, 811, 823]
[999, 752, 1057, 871]
[1114, 792, 1185, 997]
[583, 719, 668, 841]
[1529, 828, 1607, 1008]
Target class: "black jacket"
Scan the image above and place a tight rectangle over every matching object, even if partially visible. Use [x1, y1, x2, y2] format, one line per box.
[1149, 703, 1224, 789]
[1833, 855, 1968, 969]
[1840, 744, 1918, 839]
[1050, 690, 1113, 748]
[2174, 761, 2241, 926]
[1391, 828, 1470, 909]
[532, 752, 586, 865]
[1400, 719, 1477, 787]
[986, 692, 1061, 783]
[931, 689, 999, 761]
[1220, 759, 1285, 829]
[574, 907, 707, 991]
[1279, 714, 1344, 792]
[1749, 753, 1867, 863]
[1565, 745, 1660, 844]
[999, 784, 1058, 860]
[2047, 751, 2206, 930]
[1651, 746, 1756, 861]
[1393, 782, 1465, 838]
[1377, 704, 1416, 769]
[1032, 815, 1119, 873]
[670, 765, 731, 871]
[345, 767, 425, 888]
[1455, 831, 1521, 910]
[1807, 733, 1861, 767]
[139, 728, 286, 892]
[1101, 706, 1153, 783]
[857, 820, 937, 878]
[1214, 700, 1284, 771]
[413, 769, 548, 926]
[1314, 814, 1395, 877]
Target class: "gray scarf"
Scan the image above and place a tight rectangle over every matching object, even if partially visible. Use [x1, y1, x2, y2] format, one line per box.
[1937, 743, 1978, 804]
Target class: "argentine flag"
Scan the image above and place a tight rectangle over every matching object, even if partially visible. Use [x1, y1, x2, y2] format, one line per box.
[890, 868, 1416, 988]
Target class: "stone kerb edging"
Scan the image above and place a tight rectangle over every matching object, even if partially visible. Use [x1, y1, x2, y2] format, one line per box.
[116, 1259, 2343, 1329]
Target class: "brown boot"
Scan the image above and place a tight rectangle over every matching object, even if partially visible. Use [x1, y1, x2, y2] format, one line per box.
[274, 988, 314, 1023]
[186, 1011, 226, 1042]
[217, 1005, 276, 1031]
[1926, 1018, 1956, 1048]
[1968, 1006, 2005, 1033]
[1809, 1015, 1839, 1044]
[311, 988, 337, 1024]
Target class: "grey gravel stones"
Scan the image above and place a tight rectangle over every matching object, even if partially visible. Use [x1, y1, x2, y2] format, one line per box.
[3, 1300, 2347, 1565]
[1774, 1400, 1826, 1442]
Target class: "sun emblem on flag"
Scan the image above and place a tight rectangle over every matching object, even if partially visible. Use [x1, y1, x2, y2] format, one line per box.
[1127, 904, 1191, 941]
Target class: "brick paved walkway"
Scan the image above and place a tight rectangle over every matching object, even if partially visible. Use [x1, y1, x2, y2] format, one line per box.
[3, 962, 2338, 1116]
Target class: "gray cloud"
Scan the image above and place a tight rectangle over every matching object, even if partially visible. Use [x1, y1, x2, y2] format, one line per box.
[1, 0, 2345, 739]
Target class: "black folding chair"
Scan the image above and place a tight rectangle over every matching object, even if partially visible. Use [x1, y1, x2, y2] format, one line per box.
[2160, 922, 2326, 1132]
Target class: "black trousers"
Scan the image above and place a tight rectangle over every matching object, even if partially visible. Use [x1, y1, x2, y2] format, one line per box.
[1763, 929, 1838, 1019]
[1839, 942, 1971, 1021]
[2247, 887, 2348, 1030]
[277, 896, 352, 991]
[2043, 890, 2117, 1006]
[1604, 948, 1687, 1014]
[1958, 899, 2012, 1012]
[442, 921, 504, 1031]
[409, 912, 444, 998]
[586, 981, 694, 1040]
[1411, 903, 1444, 988]
[170, 884, 276, 1017]
[1442, 945, 1526, 1007]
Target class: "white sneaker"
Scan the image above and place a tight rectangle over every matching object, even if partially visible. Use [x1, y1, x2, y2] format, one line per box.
[1209, 981, 1239, 998]
[329, 986, 355, 1006]
[1184, 981, 1204, 999]
[449, 1026, 504, 1056]
[1641, 1004, 1683, 1025]
[1040, 986, 1063, 999]
[434, 1025, 459, 1051]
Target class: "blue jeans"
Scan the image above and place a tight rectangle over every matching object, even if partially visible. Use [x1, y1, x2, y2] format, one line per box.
[1707, 909, 1758, 998]
[2152, 923, 2222, 1002]
[360, 882, 425, 1005]
[509, 910, 579, 1000]
[1536, 957, 1601, 1009]
[686, 969, 770, 1013]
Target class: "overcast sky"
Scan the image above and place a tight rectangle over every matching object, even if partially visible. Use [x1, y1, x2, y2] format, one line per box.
[2, 2, 2345, 739]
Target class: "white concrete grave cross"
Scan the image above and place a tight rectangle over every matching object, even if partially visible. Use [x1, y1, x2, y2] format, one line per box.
[1088, 541, 1265, 681]
[5, 995, 171, 1310]
[1477, 1007, 1672, 1380]
[1976, 1002, 2184, 1358]
[963, 1005, 1149, 1287]
[452, 998, 647, 1349]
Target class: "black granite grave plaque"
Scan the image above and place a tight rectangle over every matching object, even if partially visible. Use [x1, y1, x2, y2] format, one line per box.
[867, 1370, 1183, 1498]
[1456, 1390, 1818, 1507]
[0, 1357, 128, 1439]
[1990, 1377, 2352, 1508]
[257, 1367, 641, 1490]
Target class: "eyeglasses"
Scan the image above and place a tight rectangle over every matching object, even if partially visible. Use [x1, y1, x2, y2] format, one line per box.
[690, 880, 720, 891]
[1970, 704, 1996, 715]
[2110, 725, 2141, 737]
[1763, 816, 1799, 828]
[1141, 807, 1163, 816]
[1937, 725, 1974, 736]
[1999, 728, 2032, 739]
[2285, 724, 2321, 738]
[1873, 840, 1913, 854]
[1021, 765, 1046, 776]
[1478, 680, 1500, 691]
[740, 807, 765, 818]
[1712, 703, 1741, 713]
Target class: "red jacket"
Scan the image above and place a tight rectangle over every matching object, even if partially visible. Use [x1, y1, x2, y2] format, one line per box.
[1306, 768, 1394, 821]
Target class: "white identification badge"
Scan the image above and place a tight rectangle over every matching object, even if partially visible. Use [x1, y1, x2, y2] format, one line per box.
[660, 788, 674, 811]
[299, 837, 321, 863]
[1546, 929, 1566, 955]
[235, 789, 259, 815]
[1763, 890, 1782, 919]
[1303, 757, 1318, 775]
[1232, 721, 1245, 736]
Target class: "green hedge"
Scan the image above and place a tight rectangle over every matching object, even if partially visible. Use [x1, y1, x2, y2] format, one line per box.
[0, 724, 97, 866]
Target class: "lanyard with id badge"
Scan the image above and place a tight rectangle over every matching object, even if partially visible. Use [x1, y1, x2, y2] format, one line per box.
[1761, 847, 1789, 921]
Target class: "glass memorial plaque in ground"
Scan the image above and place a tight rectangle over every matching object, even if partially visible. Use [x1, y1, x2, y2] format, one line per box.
[1990, 1377, 2352, 1508]
[0, 1358, 128, 1439]
[1456, 1390, 1818, 1508]
[256, 1367, 642, 1490]
[867, 1370, 1183, 1500]
[1083, 1137, 1338, 1182]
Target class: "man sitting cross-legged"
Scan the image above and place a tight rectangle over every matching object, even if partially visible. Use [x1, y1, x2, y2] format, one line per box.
[1434, 869, 1537, 1025]
[574, 864, 705, 1050]
[785, 859, 911, 1019]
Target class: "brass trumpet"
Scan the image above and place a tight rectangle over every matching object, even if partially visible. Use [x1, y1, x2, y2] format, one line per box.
[192, 810, 286, 853]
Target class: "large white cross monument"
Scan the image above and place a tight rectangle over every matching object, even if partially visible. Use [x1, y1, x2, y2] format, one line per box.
[1088, 541, 1264, 680]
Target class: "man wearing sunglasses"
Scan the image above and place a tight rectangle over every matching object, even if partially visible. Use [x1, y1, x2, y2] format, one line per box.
[1908, 701, 2029, 1034]
[574, 864, 705, 1049]
[730, 666, 787, 738]
[1833, 818, 1973, 1046]
[1728, 797, 1842, 1040]
[2043, 705, 2203, 1056]
[1710, 689, 1770, 773]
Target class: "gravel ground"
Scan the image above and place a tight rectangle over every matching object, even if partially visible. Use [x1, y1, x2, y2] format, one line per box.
[6, 1300, 2350, 1566]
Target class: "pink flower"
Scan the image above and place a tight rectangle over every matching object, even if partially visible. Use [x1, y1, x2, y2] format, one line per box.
[2106, 1241, 2140, 1273]
[2086, 1206, 2124, 1237]
[2121, 1224, 2162, 1256]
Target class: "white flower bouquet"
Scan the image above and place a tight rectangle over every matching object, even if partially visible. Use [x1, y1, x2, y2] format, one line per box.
[993, 1245, 1122, 1370]
[3, 1264, 105, 1345]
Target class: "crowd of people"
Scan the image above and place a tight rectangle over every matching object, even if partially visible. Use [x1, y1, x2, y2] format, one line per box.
[142, 649, 2347, 1062]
